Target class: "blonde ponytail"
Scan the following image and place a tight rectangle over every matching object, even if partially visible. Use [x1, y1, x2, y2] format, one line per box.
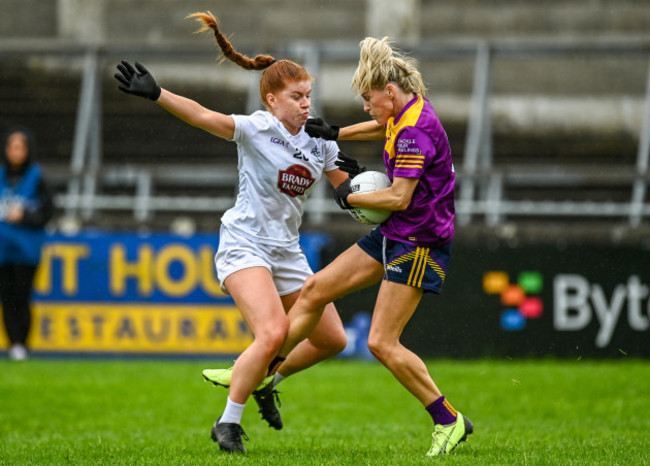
[351, 37, 426, 96]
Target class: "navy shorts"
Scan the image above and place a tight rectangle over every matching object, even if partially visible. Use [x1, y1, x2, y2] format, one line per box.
[357, 227, 451, 294]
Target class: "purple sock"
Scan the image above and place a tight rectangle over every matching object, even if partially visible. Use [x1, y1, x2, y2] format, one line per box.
[425, 396, 458, 425]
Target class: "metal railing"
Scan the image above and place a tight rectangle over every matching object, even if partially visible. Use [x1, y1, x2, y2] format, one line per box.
[2, 39, 649, 227]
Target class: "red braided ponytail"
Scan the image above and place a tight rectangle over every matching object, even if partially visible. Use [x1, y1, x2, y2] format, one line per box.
[187, 11, 312, 108]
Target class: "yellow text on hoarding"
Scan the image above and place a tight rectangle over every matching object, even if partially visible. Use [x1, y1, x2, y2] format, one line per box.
[9, 302, 252, 354]
[33, 243, 226, 298]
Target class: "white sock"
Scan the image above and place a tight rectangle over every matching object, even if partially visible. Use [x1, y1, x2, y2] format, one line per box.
[219, 397, 246, 424]
[272, 372, 286, 388]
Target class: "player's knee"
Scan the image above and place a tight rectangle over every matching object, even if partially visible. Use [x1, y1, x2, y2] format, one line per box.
[301, 275, 319, 298]
[367, 334, 389, 362]
[301, 275, 330, 308]
[259, 320, 289, 354]
[331, 327, 348, 355]
[320, 327, 347, 357]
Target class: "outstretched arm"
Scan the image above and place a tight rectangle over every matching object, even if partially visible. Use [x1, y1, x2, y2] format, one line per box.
[156, 89, 235, 140]
[306, 118, 384, 141]
[115, 60, 235, 140]
[338, 120, 384, 140]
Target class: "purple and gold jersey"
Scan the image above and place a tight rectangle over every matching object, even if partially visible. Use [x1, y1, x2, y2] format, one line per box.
[380, 95, 455, 247]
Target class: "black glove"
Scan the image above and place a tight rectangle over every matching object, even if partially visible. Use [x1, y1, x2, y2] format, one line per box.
[305, 118, 339, 140]
[334, 178, 353, 210]
[114, 61, 161, 101]
[335, 151, 366, 178]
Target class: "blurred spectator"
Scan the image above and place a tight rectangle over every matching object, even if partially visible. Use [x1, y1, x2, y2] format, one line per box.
[0, 128, 54, 360]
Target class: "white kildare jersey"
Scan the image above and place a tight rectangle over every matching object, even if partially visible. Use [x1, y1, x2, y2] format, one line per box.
[221, 111, 339, 246]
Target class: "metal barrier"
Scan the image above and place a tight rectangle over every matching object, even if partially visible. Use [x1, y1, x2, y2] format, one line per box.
[2, 39, 649, 227]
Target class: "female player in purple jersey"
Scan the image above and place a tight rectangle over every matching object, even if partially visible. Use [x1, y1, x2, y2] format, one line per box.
[276, 37, 473, 456]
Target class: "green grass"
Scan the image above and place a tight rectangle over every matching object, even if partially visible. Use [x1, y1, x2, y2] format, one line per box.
[1, 358, 648, 465]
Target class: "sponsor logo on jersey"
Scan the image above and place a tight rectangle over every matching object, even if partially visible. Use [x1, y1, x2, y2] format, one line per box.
[396, 138, 421, 155]
[387, 265, 403, 273]
[270, 137, 289, 147]
[278, 164, 315, 197]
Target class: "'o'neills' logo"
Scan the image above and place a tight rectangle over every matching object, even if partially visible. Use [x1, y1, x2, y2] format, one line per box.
[278, 164, 315, 198]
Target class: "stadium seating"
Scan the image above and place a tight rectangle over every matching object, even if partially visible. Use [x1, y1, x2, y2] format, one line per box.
[1, 0, 648, 238]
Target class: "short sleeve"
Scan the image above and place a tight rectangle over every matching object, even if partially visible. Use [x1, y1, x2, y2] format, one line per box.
[323, 140, 340, 171]
[231, 111, 270, 143]
[392, 126, 435, 179]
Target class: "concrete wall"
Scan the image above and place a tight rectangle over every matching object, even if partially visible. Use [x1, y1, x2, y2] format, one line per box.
[420, 0, 650, 40]
[1, 0, 649, 165]
[2, 0, 649, 44]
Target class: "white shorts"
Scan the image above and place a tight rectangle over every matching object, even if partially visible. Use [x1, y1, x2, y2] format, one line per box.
[214, 225, 314, 296]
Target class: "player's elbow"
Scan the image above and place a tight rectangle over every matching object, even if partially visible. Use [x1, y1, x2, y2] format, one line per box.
[388, 195, 412, 211]
[384, 186, 413, 211]
[394, 199, 411, 211]
[192, 111, 215, 131]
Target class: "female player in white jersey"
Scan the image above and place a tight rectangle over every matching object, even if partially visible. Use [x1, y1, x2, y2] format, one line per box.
[114, 11, 349, 453]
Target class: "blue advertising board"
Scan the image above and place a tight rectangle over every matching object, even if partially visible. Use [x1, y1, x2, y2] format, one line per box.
[0, 231, 331, 356]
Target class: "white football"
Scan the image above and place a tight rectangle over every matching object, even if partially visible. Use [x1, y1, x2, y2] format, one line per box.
[347, 171, 392, 225]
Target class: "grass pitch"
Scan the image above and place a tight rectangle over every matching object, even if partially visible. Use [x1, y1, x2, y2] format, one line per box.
[1, 357, 648, 465]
